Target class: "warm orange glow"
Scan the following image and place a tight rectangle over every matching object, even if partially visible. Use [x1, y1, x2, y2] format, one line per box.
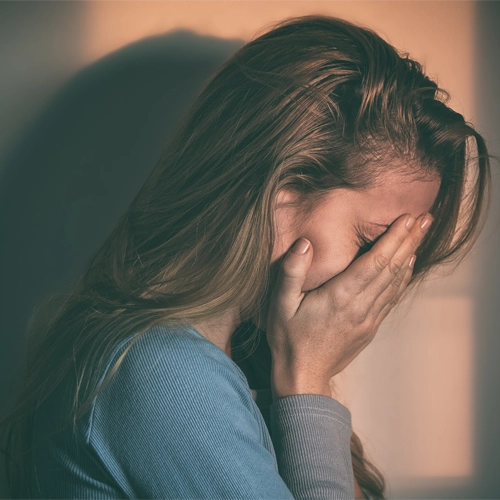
[83, 1, 474, 115]
[338, 296, 474, 485]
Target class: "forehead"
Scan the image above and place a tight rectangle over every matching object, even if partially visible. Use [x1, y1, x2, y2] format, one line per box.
[328, 173, 441, 226]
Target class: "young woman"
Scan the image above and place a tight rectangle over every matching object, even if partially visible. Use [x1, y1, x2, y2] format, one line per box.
[0, 14, 492, 499]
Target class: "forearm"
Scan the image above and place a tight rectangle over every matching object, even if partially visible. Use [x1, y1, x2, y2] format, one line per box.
[270, 394, 355, 499]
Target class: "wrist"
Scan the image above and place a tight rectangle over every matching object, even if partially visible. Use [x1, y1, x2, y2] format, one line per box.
[270, 364, 332, 400]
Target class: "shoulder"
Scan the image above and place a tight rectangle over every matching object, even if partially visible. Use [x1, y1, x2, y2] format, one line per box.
[85, 322, 257, 441]
[80, 323, 287, 498]
[104, 321, 250, 392]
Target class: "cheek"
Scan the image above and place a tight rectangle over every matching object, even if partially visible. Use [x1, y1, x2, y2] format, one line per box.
[301, 238, 360, 291]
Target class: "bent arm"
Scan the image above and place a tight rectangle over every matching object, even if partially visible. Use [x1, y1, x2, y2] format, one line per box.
[271, 394, 354, 499]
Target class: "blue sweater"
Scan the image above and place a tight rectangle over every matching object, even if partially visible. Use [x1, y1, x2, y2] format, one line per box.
[29, 322, 356, 499]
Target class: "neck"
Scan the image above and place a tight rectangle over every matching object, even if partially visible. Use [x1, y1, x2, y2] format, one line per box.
[189, 282, 274, 358]
[190, 306, 242, 357]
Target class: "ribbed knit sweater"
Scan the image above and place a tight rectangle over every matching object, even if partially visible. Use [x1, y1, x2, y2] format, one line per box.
[28, 322, 356, 499]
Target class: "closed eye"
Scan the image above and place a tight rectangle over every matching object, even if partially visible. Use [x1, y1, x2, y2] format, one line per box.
[356, 235, 376, 255]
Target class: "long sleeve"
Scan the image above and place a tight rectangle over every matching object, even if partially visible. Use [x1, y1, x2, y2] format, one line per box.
[233, 323, 355, 500]
[84, 326, 296, 499]
[30, 323, 355, 499]
[271, 394, 355, 499]
[249, 387, 355, 499]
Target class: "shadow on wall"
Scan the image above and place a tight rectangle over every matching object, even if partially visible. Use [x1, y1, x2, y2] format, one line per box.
[0, 29, 244, 413]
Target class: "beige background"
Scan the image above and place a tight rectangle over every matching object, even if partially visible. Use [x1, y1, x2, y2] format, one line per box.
[79, 1, 476, 494]
[1, 2, 498, 499]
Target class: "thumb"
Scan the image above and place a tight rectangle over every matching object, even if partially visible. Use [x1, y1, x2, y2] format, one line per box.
[269, 238, 313, 321]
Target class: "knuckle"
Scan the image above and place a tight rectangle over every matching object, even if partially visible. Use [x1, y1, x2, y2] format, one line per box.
[387, 258, 403, 276]
[351, 300, 367, 323]
[280, 259, 304, 279]
[373, 252, 390, 271]
[359, 314, 374, 332]
[332, 285, 351, 308]
[392, 272, 405, 288]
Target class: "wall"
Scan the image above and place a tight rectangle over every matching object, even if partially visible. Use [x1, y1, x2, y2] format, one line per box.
[0, 2, 498, 498]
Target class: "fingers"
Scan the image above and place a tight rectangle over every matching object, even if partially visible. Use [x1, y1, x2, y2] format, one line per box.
[363, 212, 432, 301]
[332, 213, 416, 296]
[268, 238, 314, 321]
[370, 251, 414, 316]
[372, 255, 414, 330]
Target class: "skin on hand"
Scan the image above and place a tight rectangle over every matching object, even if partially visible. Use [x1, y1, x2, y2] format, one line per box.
[204, 171, 439, 499]
[195, 170, 440, 359]
[267, 210, 433, 398]
[270, 171, 440, 292]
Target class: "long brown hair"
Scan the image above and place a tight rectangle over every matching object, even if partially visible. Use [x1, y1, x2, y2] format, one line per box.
[0, 14, 493, 498]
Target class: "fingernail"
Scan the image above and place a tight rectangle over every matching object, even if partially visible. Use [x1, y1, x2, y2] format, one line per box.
[421, 215, 433, 231]
[405, 216, 416, 230]
[292, 238, 310, 254]
[409, 255, 416, 268]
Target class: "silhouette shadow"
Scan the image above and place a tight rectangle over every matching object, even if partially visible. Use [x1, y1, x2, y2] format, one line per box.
[0, 29, 244, 415]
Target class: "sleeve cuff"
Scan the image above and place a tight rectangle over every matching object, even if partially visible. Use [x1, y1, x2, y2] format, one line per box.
[270, 393, 352, 429]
